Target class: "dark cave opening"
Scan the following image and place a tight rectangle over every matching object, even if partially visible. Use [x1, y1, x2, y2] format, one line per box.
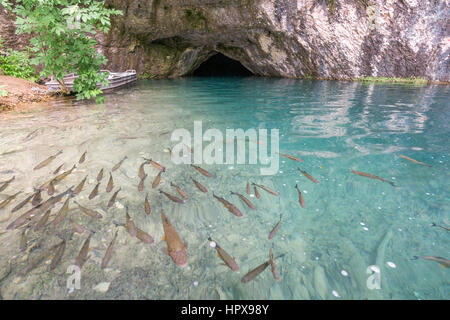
[190, 52, 253, 77]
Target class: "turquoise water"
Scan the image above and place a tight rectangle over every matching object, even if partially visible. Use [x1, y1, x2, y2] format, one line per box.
[0, 78, 448, 299]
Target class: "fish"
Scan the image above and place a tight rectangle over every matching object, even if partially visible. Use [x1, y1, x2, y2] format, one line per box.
[0, 191, 22, 210]
[53, 164, 64, 175]
[298, 168, 319, 184]
[159, 190, 185, 204]
[246, 181, 251, 195]
[143, 158, 166, 172]
[161, 209, 188, 267]
[40, 164, 76, 190]
[191, 164, 214, 178]
[19, 227, 30, 252]
[212, 193, 243, 217]
[295, 184, 305, 208]
[96, 168, 104, 182]
[269, 248, 281, 281]
[135, 226, 154, 244]
[6, 186, 73, 230]
[75, 233, 93, 269]
[0, 175, 15, 192]
[254, 185, 260, 199]
[208, 237, 239, 272]
[431, 223, 450, 232]
[74, 201, 103, 219]
[112, 156, 128, 172]
[399, 154, 431, 167]
[33, 150, 62, 170]
[72, 175, 88, 196]
[18, 242, 61, 276]
[88, 182, 100, 200]
[143, 194, 151, 215]
[252, 183, 280, 196]
[138, 162, 147, 180]
[23, 129, 39, 142]
[170, 182, 189, 199]
[277, 152, 303, 163]
[152, 171, 162, 189]
[79, 151, 87, 164]
[268, 214, 282, 240]
[50, 240, 66, 271]
[230, 191, 256, 210]
[106, 172, 114, 193]
[11, 193, 34, 213]
[33, 209, 51, 232]
[101, 230, 118, 269]
[125, 206, 137, 237]
[241, 259, 271, 283]
[138, 174, 147, 192]
[351, 170, 395, 187]
[52, 196, 70, 226]
[31, 188, 42, 206]
[107, 188, 121, 208]
[70, 218, 87, 234]
[191, 177, 207, 193]
[412, 256, 450, 268]
[47, 179, 56, 196]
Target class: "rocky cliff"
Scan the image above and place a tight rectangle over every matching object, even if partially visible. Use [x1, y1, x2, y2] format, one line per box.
[2, 0, 449, 81]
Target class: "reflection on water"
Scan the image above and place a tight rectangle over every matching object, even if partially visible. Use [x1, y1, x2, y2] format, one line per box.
[0, 78, 448, 300]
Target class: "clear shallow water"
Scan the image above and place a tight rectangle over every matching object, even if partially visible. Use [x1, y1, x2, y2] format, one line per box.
[0, 78, 448, 299]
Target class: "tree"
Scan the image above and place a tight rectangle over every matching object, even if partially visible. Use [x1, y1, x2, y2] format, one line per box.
[0, 0, 122, 102]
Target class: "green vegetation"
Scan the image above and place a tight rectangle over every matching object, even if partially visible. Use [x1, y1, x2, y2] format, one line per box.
[1, 0, 122, 102]
[356, 76, 429, 84]
[184, 9, 207, 27]
[137, 72, 156, 80]
[0, 85, 7, 97]
[0, 36, 37, 81]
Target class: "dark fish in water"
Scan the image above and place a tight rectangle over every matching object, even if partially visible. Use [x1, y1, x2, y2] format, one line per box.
[138, 174, 147, 192]
[11, 193, 34, 213]
[399, 154, 431, 167]
[0, 175, 15, 193]
[268, 214, 282, 240]
[298, 168, 319, 184]
[170, 182, 189, 199]
[191, 177, 207, 193]
[295, 184, 305, 208]
[278, 152, 303, 163]
[75, 233, 93, 269]
[107, 188, 121, 208]
[241, 259, 271, 283]
[33, 150, 63, 170]
[213, 193, 243, 217]
[143, 158, 166, 172]
[0, 191, 22, 210]
[351, 170, 395, 187]
[431, 223, 450, 231]
[125, 206, 137, 237]
[41, 164, 76, 190]
[161, 209, 188, 267]
[74, 201, 102, 219]
[144, 193, 151, 215]
[106, 172, 114, 193]
[159, 190, 185, 204]
[208, 237, 239, 272]
[230, 191, 256, 210]
[252, 183, 280, 196]
[70, 218, 87, 234]
[53, 164, 64, 175]
[88, 182, 100, 200]
[31, 188, 42, 206]
[412, 256, 450, 268]
[33, 209, 51, 232]
[135, 226, 154, 244]
[50, 240, 66, 271]
[254, 185, 260, 199]
[152, 171, 162, 189]
[112, 156, 128, 172]
[101, 230, 118, 269]
[18, 242, 61, 276]
[47, 179, 55, 196]
[246, 181, 251, 195]
[79, 151, 87, 164]
[72, 175, 87, 196]
[269, 248, 281, 281]
[138, 162, 147, 180]
[96, 168, 104, 182]
[191, 164, 214, 178]
[52, 197, 70, 226]
[23, 129, 39, 142]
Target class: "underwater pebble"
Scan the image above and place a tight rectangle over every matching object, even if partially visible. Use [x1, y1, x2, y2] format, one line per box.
[387, 262, 396, 268]
[392, 177, 396, 180]
[242, 238, 246, 241]
[303, 190, 308, 194]
[360, 222, 365, 226]
[279, 170, 283, 173]
[193, 281, 199, 287]
[209, 241, 216, 248]
[363, 227, 369, 231]
[228, 166, 234, 170]
[378, 206, 382, 210]
[341, 270, 348, 277]
[398, 228, 402, 232]
[332, 290, 340, 298]
[283, 183, 286, 186]
[369, 266, 380, 273]
[115, 202, 124, 209]
[249, 194, 255, 197]
[93, 282, 110, 293]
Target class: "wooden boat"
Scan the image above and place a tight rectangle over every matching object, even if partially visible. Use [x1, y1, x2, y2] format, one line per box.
[45, 69, 137, 92]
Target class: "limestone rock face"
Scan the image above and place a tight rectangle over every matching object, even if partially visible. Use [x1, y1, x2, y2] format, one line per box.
[1, 1, 449, 81]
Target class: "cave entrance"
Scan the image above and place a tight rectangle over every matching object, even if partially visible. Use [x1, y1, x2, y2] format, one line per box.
[190, 52, 253, 77]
